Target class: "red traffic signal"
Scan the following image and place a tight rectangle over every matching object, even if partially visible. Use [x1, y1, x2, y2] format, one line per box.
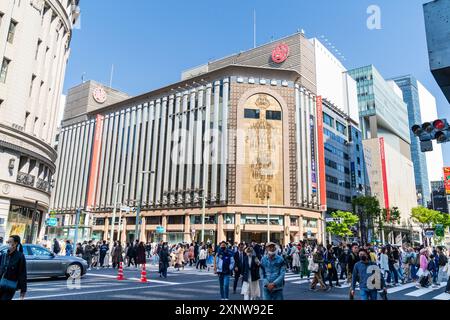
[433, 119, 448, 131]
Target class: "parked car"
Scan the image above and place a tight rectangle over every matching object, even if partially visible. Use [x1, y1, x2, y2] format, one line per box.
[0, 244, 88, 279]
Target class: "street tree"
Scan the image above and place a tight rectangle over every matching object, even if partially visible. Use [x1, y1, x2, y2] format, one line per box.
[352, 196, 381, 245]
[326, 210, 360, 240]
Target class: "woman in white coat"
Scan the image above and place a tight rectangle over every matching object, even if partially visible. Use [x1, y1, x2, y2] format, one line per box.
[291, 245, 301, 273]
[379, 247, 390, 284]
[241, 247, 261, 300]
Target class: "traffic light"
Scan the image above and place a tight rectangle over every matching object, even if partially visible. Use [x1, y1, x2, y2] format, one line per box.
[411, 118, 450, 152]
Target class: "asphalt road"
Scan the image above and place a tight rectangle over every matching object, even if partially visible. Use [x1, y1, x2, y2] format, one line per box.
[13, 264, 450, 301]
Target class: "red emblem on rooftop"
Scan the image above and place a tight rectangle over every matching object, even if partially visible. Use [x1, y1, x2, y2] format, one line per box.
[272, 43, 289, 64]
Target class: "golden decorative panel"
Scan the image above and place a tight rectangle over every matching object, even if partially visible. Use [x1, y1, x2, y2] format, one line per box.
[240, 94, 284, 205]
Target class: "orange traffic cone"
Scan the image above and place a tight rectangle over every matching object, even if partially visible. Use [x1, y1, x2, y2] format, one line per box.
[117, 262, 125, 280]
[140, 263, 148, 283]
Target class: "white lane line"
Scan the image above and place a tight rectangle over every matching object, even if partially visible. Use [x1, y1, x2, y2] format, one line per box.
[290, 280, 310, 285]
[20, 279, 218, 300]
[405, 283, 446, 297]
[432, 292, 450, 300]
[386, 283, 417, 294]
[127, 278, 180, 285]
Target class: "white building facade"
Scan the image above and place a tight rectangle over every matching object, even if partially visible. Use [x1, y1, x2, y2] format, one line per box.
[0, 0, 80, 243]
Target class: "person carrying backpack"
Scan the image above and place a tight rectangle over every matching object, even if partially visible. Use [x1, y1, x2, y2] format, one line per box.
[214, 241, 235, 300]
[0, 235, 27, 300]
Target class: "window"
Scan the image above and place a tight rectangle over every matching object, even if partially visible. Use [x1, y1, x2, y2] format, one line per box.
[29, 74, 36, 96]
[290, 217, 299, 226]
[244, 109, 260, 119]
[146, 216, 161, 225]
[357, 157, 361, 165]
[7, 20, 18, 43]
[356, 144, 360, 151]
[323, 112, 334, 127]
[0, 58, 11, 83]
[223, 214, 235, 224]
[266, 110, 282, 120]
[167, 215, 184, 224]
[35, 39, 42, 60]
[0, 99, 3, 108]
[30, 246, 52, 257]
[0, 12, 4, 27]
[336, 121, 346, 135]
[358, 170, 362, 178]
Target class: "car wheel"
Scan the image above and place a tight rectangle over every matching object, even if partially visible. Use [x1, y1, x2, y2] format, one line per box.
[66, 263, 82, 279]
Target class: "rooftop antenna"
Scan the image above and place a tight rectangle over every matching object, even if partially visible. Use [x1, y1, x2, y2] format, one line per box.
[109, 64, 114, 88]
[253, 9, 256, 48]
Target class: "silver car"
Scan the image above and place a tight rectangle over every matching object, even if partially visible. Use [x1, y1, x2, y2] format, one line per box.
[0, 244, 88, 279]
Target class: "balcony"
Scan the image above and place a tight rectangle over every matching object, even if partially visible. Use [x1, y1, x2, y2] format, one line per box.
[36, 178, 50, 193]
[16, 172, 35, 188]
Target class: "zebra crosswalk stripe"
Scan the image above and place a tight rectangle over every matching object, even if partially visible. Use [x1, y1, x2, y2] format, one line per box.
[405, 282, 446, 297]
[432, 292, 450, 300]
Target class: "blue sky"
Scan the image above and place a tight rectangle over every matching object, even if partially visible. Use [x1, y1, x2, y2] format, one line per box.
[64, 0, 450, 165]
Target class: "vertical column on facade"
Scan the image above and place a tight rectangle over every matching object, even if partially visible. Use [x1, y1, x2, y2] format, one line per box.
[163, 95, 175, 205]
[300, 88, 308, 206]
[106, 112, 120, 207]
[217, 212, 224, 243]
[284, 214, 291, 245]
[193, 86, 205, 203]
[162, 215, 167, 242]
[62, 125, 77, 209]
[155, 98, 168, 205]
[81, 120, 96, 208]
[149, 99, 162, 206]
[142, 102, 153, 206]
[170, 94, 181, 205]
[299, 215, 304, 241]
[135, 105, 147, 206]
[234, 212, 242, 243]
[177, 92, 189, 204]
[185, 89, 196, 204]
[95, 115, 110, 209]
[101, 115, 115, 208]
[203, 84, 212, 203]
[121, 216, 127, 243]
[305, 91, 312, 206]
[112, 110, 125, 206]
[124, 107, 137, 205]
[53, 128, 68, 209]
[140, 217, 146, 242]
[210, 81, 221, 203]
[294, 85, 303, 206]
[184, 212, 191, 243]
[70, 123, 84, 209]
[220, 78, 229, 204]
[76, 123, 89, 209]
[119, 108, 131, 204]
[104, 217, 110, 241]
[130, 105, 143, 203]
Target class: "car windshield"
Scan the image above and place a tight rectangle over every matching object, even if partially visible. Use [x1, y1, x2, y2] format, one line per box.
[29, 246, 52, 256]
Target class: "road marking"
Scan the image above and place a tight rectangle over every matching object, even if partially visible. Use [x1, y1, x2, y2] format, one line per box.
[127, 278, 180, 285]
[386, 282, 417, 294]
[21, 279, 218, 300]
[290, 279, 310, 285]
[405, 283, 446, 297]
[432, 292, 450, 300]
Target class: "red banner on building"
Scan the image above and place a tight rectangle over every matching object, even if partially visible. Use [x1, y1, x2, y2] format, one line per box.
[86, 114, 104, 210]
[316, 96, 327, 212]
[443, 167, 450, 195]
[379, 138, 390, 221]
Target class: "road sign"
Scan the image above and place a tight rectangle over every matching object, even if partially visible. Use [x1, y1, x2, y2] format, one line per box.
[156, 226, 165, 234]
[425, 230, 434, 238]
[435, 224, 445, 237]
[326, 218, 343, 223]
[46, 218, 57, 227]
[307, 230, 312, 238]
[120, 206, 130, 213]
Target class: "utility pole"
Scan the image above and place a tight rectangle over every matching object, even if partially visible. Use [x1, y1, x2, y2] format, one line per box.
[267, 195, 270, 243]
[73, 208, 81, 254]
[109, 182, 124, 263]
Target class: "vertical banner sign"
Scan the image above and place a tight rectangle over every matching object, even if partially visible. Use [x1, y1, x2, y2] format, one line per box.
[86, 114, 105, 210]
[316, 96, 327, 211]
[310, 114, 317, 194]
[379, 138, 390, 221]
[443, 167, 450, 195]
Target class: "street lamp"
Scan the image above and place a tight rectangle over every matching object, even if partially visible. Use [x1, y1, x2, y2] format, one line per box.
[198, 190, 207, 243]
[135, 170, 155, 242]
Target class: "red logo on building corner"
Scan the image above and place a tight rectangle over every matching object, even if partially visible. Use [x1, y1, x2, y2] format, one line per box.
[271, 43, 289, 64]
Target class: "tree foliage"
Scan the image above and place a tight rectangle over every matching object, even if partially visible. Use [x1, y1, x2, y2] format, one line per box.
[326, 210, 360, 238]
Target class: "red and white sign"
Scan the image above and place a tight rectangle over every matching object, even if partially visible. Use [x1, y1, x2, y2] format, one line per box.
[271, 43, 289, 64]
[379, 138, 390, 221]
[316, 96, 327, 212]
[443, 167, 450, 195]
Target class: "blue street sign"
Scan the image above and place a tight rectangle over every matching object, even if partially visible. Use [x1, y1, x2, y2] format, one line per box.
[156, 226, 165, 234]
[47, 218, 58, 227]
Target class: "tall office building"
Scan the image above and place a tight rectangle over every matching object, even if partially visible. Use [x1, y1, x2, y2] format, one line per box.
[429, 180, 449, 214]
[391, 75, 444, 206]
[0, 0, 80, 243]
[310, 38, 366, 215]
[51, 32, 328, 245]
[424, 0, 450, 103]
[348, 66, 419, 243]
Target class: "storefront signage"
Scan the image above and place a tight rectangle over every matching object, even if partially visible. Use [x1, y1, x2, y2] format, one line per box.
[46, 218, 58, 227]
[156, 226, 165, 234]
[443, 167, 450, 195]
[310, 116, 317, 193]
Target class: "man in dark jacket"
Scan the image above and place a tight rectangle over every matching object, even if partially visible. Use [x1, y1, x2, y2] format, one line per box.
[351, 249, 387, 300]
[233, 243, 245, 294]
[347, 243, 359, 299]
[99, 241, 109, 267]
[0, 235, 27, 300]
[158, 242, 170, 278]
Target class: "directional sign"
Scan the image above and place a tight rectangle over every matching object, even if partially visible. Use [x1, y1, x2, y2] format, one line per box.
[120, 206, 130, 213]
[425, 230, 434, 238]
[326, 218, 343, 223]
[46, 218, 58, 227]
[156, 226, 165, 234]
